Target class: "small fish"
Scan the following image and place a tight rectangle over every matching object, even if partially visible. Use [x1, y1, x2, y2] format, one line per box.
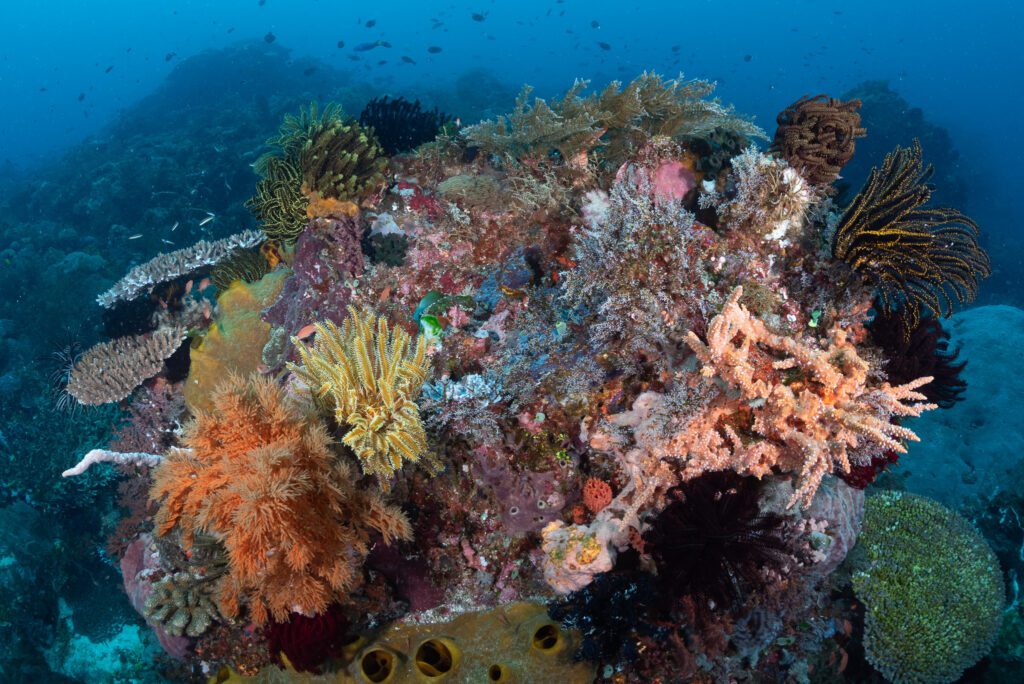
[590, 20, 600, 28]
[427, 46, 443, 53]
[743, 54, 752, 62]
[366, 19, 377, 28]
[128, 234, 143, 240]
[198, 212, 216, 227]
[165, 52, 176, 62]
[377, 60, 387, 66]
[104, 65, 114, 73]
[379, 41, 392, 48]
[354, 40, 384, 52]
[197, 278, 212, 292]
[671, 45, 681, 52]
[77, 92, 85, 102]
[171, 221, 179, 231]
[303, 66, 317, 76]
[337, 40, 345, 48]
[499, 285, 528, 301]
[471, 12, 486, 22]
[184, 279, 194, 295]
[401, 55, 416, 64]
[161, 239, 174, 245]
[264, 31, 276, 44]
[296, 323, 318, 340]
[212, 143, 226, 153]
[598, 41, 611, 51]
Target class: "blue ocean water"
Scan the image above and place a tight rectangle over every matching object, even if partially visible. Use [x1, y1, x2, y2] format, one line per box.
[0, 1, 1021, 682]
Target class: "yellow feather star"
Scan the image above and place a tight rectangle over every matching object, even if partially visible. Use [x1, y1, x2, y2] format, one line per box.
[288, 306, 433, 488]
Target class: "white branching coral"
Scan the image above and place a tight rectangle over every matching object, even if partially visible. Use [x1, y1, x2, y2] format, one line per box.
[713, 147, 816, 245]
[97, 230, 263, 308]
[680, 287, 936, 505]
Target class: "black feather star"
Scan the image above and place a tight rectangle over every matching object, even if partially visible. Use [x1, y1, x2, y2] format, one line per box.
[643, 472, 791, 614]
[869, 308, 967, 409]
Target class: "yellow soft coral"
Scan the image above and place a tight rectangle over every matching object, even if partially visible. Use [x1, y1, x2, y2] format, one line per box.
[288, 306, 434, 488]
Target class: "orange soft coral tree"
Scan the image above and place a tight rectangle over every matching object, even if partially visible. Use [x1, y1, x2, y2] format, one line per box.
[150, 373, 411, 624]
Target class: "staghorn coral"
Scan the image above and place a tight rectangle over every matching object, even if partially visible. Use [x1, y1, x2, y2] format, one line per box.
[150, 373, 412, 624]
[831, 140, 990, 333]
[66, 327, 186, 405]
[772, 94, 866, 187]
[680, 287, 937, 505]
[852, 491, 1004, 684]
[97, 230, 264, 307]
[288, 306, 435, 488]
[358, 95, 452, 156]
[465, 72, 765, 168]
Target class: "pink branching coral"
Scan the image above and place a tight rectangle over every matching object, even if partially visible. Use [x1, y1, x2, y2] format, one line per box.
[680, 287, 937, 505]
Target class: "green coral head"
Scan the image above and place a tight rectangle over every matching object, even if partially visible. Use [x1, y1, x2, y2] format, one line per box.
[853, 490, 1005, 684]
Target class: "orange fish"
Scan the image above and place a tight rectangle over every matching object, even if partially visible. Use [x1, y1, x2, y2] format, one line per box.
[184, 279, 194, 295]
[378, 286, 391, 302]
[197, 278, 212, 292]
[296, 323, 318, 340]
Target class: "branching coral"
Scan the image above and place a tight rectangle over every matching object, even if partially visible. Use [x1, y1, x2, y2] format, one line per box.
[288, 306, 435, 487]
[150, 373, 411, 624]
[680, 287, 936, 505]
[831, 140, 990, 333]
[772, 94, 866, 186]
[852, 491, 1004, 684]
[66, 327, 186, 405]
[97, 230, 264, 307]
[358, 96, 452, 156]
[464, 72, 765, 168]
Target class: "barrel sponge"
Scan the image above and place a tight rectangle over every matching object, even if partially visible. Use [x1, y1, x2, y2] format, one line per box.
[852, 490, 1005, 684]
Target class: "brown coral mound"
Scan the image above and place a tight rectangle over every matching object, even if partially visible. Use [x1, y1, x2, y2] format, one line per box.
[772, 94, 866, 186]
[150, 374, 411, 624]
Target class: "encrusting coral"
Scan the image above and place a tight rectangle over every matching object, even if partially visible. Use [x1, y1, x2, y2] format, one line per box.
[772, 94, 866, 187]
[681, 287, 937, 505]
[150, 373, 411, 624]
[288, 306, 435, 488]
[832, 140, 990, 333]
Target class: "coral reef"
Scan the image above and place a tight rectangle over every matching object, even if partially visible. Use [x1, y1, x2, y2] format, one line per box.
[150, 374, 411, 624]
[852, 491, 1005, 683]
[288, 307, 434, 487]
[772, 94, 866, 187]
[44, 68, 1001, 683]
[832, 140, 990, 332]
